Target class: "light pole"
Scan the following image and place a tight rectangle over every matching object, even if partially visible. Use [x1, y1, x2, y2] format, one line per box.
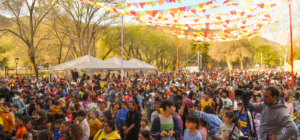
[261, 53, 262, 71]
[15, 58, 19, 75]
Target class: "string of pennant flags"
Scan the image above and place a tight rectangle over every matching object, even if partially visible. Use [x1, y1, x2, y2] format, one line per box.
[74, 0, 285, 42]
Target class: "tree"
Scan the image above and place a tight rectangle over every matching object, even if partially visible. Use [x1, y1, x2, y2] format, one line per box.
[55, 0, 119, 58]
[209, 41, 240, 70]
[0, 0, 58, 77]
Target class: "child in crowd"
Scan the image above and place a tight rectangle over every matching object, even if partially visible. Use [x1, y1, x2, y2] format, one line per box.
[1, 102, 14, 137]
[216, 111, 240, 140]
[12, 104, 21, 117]
[67, 107, 75, 123]
[77, 110, 90, 140]
[51, 100, 60, 118]
[140, 118, 150, 131]
[197, 118, 208, 140]
[88, 110, 101, 140]
[12, 116, 27, 139]
[22, 132, 33, 140]
[56, 108, 66, 121]
[53, 119, 64, 140]
[121, 122, 128, 140]
[13, 114, 22, 136]
[151, 102, 161, 122]
[183, 114, 203, 140]
[147, 94, 155, 120]
[189, 105, 222, 140]
[116, 101, 129, 137]
[26, 119, 37, 140]
[150, 99, 182, 140]
[113, 101, 121, 119]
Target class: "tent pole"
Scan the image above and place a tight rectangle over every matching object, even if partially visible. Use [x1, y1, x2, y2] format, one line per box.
[289, 0, 294, 83]
[121, 15, 124, 82]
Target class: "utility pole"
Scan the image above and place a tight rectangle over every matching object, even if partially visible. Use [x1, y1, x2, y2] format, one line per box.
[261, 53, 263, 71]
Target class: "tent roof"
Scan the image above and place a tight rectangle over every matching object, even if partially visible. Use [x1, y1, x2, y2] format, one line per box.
[127, 58, 158, 71]
[103, 57, 141, 71]
[49, 55, 115, 74]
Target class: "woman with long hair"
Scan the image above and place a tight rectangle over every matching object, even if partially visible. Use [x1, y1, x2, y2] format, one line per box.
[37, 130, 53, 140]
[131, 95, 141, 113]
[46, 112, 55, 133]
[69, 124, 84, 140]
[214, 98, 223, 115]
[34, 111, 47, 129]
[82, 93, 90, 108]
[93, 120, 121, 140]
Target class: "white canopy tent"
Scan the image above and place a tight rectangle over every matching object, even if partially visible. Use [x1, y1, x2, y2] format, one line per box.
[103, 57, 142, 71]
[127, 58, 158, 71]
[49, 55, 116, 74]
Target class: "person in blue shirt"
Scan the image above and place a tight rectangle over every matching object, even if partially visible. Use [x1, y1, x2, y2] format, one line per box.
[131, 88, 143, 108]
[189, 105, 222, 140]
[183, 114, 203, 140]
[42, 98, 52, 111]
[235, 102, 251, 136]
[116, 101, 129, 139]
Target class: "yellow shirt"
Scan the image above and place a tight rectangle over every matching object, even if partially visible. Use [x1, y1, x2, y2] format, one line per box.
[89, 119, 101, 137]
[200, 99, 211, 112]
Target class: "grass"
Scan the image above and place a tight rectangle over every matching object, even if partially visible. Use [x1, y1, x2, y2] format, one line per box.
[0, 70, 49, 78]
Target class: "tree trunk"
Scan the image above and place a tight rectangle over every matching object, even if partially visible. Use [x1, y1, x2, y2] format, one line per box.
[29, 50, 38, 77]
[240, 57, 244, 70]
[227, 60, 233, 70]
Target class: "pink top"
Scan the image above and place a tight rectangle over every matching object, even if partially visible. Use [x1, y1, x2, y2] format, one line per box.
[175, 114, 183, 140]
[198, 127, 208, 140]
[285, 102, 294, 115]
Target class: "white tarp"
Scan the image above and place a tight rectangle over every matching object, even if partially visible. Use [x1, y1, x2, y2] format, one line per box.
[103, 57, 141, 71]
[127, 58, 158, 71]
[49, 55, 116, 74]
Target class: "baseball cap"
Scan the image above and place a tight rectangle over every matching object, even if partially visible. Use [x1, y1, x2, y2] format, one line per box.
[98, 99, 107, 106]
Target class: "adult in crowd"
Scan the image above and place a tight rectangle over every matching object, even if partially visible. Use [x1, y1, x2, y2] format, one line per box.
[125, 101, 141, 140]
[251, 86, 297, 140]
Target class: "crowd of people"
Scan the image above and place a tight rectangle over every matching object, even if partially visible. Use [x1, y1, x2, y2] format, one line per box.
[0, 68, 299, 140]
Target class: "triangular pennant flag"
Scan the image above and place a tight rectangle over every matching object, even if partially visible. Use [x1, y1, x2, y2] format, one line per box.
[225, 20, 230, 24]
[165, 0, 170, 2]
[230, 10, 236, 15]
[127, 3, 132, 7]
[140, 2, 145, 8]
[191, 9, 196, 14]
[240, 11, 245, 16]
[133, 3, 139, 8]
[257, 3, 265, 8]
[179, 7, 185, 11]
[146, 2, 152, 5]
[198, 4, 203, 8]
[170, 0, 176, 3]
[151, 1, 157, 7]
[202, 9, 206, 13]
[242, 20, 246, 24]
[191, 4, 198, 9]
[153, 10, 158, 16]
[158, 0, 164, 5]
[205, 15, 210, 18]
[173, 8, 179, 13]
[216, 16, 221, 20]
[130, 10, 136, 16]
[139, 11, 145, 16]
[185, 6, 191, 11]
[117, 3, 122, 8]
[178, 0, 181, 3]
[164, 9, 170, 14]
[170, 12, 175, 17]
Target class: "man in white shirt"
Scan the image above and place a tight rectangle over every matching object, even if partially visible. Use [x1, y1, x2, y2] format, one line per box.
[221, 89, 233, 110]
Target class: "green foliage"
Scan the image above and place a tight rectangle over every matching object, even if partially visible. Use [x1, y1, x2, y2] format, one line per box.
[255, 45, 279, 66]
